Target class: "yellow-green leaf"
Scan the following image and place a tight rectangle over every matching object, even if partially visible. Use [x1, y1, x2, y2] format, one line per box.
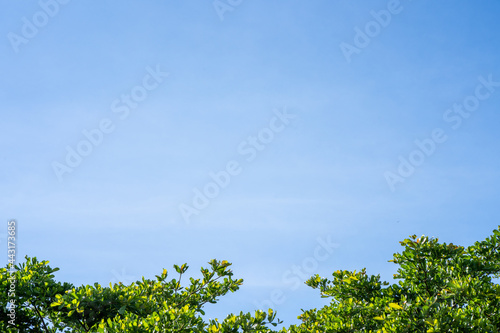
[389, 303, 403, 310]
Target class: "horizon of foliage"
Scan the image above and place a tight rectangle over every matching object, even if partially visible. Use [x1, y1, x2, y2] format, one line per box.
[1, 226, 499, 332]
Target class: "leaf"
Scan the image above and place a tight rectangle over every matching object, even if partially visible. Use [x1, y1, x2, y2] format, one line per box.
[389, 303, 403, 310]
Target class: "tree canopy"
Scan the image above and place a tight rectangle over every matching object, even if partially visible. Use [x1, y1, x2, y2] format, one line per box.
[2, 226, 499, 332]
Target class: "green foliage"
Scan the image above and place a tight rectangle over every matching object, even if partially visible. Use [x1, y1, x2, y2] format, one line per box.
[285, 226, 500, 332]
[0, 257, 73, 332]
[1, 226, 499, 332]
[1, 258, 279, 332]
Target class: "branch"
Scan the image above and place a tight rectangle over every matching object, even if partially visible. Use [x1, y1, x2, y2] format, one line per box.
[32, 303, 51, 333]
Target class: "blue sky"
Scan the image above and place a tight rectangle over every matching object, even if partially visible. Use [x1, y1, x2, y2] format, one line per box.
[2, 0, 500, 327]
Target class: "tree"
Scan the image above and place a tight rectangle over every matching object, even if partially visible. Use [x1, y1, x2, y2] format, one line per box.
[1, 226, 499, 332]
[1, 258, 279, 332]
[285, 226, 500, 332]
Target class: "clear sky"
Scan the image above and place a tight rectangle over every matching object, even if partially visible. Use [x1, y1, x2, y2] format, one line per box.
[2, 0, 500, 327]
